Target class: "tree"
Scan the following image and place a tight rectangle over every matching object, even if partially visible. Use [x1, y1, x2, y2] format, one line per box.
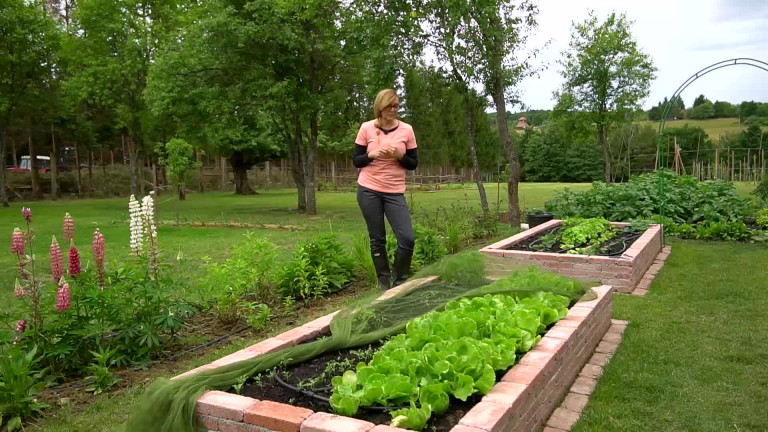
[692, 94, 709, 108]
[558, 11, 656, 182]
[158, 138, 200, 225]
[739, 101, 758, 118]
[0, 0, 59, 206]
[688, 100, 715, 119]
[713, 100, 738, 118]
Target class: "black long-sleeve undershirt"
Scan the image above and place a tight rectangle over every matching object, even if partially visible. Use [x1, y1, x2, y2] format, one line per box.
[352, 144, 418, 170]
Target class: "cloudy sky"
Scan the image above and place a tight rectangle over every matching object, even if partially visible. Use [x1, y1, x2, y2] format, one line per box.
[515, 0, 768, 110]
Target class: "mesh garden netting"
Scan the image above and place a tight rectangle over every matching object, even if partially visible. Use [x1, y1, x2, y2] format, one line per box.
[126, 252, 591, 432]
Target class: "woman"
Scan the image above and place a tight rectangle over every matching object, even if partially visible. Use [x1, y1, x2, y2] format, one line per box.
[353, 89, 419, 291]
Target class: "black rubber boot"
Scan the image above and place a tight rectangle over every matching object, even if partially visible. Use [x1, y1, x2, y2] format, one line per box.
[371, 250, 391, 291]
[392, 250, 413, 287]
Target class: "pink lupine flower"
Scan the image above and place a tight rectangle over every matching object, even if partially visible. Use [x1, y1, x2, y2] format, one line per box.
[22, 207, 31, 223]
[15, 320, 26, 333]
[69, 244, 81, 276]
[50, 236, 64, 281]
[56, 279, 71, 312]
[14, 279, 26, 298]
[92, 229, 105, 264]
[63, 213, 75, 241]
[11, 228, 24, 255]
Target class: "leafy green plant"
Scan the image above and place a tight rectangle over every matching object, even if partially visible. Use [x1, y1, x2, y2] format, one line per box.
[84, 347, 122, 394]
[752, 176, 768, 206]
[200, 235, 278, 324]
[277, 235, 355, 300]
[243, 303, 271, 332]
[329, 285, 571, 430]
[694, 221, 753, 242]
[352, 233, 377, 288]
[756, 209, 768, 229]
[386, 224, 447, 272]
[546, 170, 752, 224]
[559, 218, 617, 255]
[0, 346, 49, 431]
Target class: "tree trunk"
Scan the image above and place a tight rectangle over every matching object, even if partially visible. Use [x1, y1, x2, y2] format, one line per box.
[29, 127, 43, 200]
[74, 142, 82, 197]
[304, 111, 319, 215]
[50, 123, 58, 200]
[0, 123, 8, 206]
[598, 123, 611, 182]
[88, 149, 93, 196]
[196, 148, 203, 193]
[230, 151, 255, 195]
[220, 156, 227, 191]
[289, 114, 307, 212]
[179, 182, 186, 200]
[492, 77, 521, 227]
[465, 94, 489, 214]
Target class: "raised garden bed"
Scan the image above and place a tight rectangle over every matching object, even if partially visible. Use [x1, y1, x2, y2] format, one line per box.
[186, 277, 614, 432]
[480, 219, 663, 293]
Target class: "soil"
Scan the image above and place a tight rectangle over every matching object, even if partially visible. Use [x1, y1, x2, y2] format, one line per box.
[507, 226, 642, 256]
[237, 340, 497, 432]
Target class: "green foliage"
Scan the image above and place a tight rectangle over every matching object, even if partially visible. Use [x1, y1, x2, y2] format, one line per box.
[277, 235, 355, 300]
[386, 224, 447, 272]
[157, 138, 201, 187]
[84, 347, 123, 394]
[546, 171, 752, 224]
[752, 177, 768, 206]
[756, 209, 768, 229]
[330, 288, 570, 429]
[352, 234, 377, 288]
[415, 251, 487, 286]
[694, 221, 753, 241]
[200, 235, 278, 324]
[0, 346, 49, 431]
[559, 218, 618, 255]
[688, 100, 715, 119]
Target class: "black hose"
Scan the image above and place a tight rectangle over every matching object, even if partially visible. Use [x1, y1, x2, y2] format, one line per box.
[273, 370, 406, 412]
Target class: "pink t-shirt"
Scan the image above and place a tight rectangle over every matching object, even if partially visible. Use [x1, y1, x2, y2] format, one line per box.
[355, 120, 417, 194]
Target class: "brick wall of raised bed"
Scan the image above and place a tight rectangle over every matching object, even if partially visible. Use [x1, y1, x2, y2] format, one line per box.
[480, 220, 662, 293]
[184, 278, 614, 432]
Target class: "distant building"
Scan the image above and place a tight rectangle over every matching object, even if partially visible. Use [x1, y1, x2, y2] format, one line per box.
[515, 117, 530, 132]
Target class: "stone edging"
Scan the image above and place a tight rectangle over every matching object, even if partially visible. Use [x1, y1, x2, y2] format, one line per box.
[479, 220, 662, 293]
[184, 279, 614, 432]
[543, 318, 628, 431]
[631, 245, 671, 296]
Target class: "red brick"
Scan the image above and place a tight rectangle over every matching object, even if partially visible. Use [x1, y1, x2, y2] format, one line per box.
[458, 402, 513, 432]
[519, 350, 557, 370]
[595, 340, 619, 354]
[570, 376, 597, 395]
[370, 426, 413, 432]
[199, 414, 219, 431]
[274, 326, 326, 345]
[564, 306, 592, 318]
[244, 401, 313, 432]
[546, 408, 581, 430]
[545, 326, 577, 340]
[633, 288, 648, 296]
[449, 426, 488, 432]
[534, 336, 566, 353]
[173, 364, 217, 381]
[543, 427, 567, 432]
[211, 338, 295, 368]
[563, 392, 589, 413]
[502, 363, 545, 386]
[219, 420, 266, 432]
[572, 263, 601, 271]
[482, 381, 529, 407]
[197, 391, 259, 422]
[300, 413, 374, 432]
[541, 261, 575, 269]
[602, 332, 623, 344]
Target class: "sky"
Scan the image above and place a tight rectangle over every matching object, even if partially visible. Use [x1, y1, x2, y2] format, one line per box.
[514, 0, 768, 111]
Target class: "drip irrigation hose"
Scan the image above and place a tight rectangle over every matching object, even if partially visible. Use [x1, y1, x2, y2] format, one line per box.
[274, 370, 406, 412]
[523, 228, 642, 257]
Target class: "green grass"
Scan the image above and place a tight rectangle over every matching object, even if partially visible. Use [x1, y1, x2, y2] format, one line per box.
[637, 117, 768, 139]
[574, 239, 768, 432]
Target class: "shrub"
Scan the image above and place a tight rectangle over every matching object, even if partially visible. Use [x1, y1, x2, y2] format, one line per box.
[277, 235, 355, 300]
[752, 177, 768, 206]
[386, 224, 447, 271]
[200, 235, 279, 324]
[757, 209, 768, 229]
[0, 346, 49, 432]
[545, 170, 752, 224]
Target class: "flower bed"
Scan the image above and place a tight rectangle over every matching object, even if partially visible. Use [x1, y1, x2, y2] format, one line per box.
[187, 277, 614, 432]
[480, 220, 662, 293]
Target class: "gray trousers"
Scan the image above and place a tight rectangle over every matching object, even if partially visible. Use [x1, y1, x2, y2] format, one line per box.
[356, 186, 415, 255]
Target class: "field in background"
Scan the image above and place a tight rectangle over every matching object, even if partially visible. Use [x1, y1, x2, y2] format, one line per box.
[637, 117, 767, 138]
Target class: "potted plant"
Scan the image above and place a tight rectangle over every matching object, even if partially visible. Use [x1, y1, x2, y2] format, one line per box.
[525, 208, 554, 228]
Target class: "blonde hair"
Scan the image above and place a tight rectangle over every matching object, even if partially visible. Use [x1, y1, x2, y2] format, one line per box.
[373, 89, 399, 127]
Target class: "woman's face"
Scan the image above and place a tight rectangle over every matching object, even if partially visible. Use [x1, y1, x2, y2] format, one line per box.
[381, 97, 399, 122]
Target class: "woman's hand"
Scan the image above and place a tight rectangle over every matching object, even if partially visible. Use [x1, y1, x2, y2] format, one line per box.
[368, 147, 394, 160]
[389, 144, 405, 160]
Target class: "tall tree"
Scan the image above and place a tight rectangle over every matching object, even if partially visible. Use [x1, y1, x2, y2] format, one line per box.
[558, 11, 656, 182]
[0, 0, 59, 206]
[473, 0, 542, 226]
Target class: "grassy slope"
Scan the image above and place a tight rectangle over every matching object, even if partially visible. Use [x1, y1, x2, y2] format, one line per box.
[636, 117, 768, 138]
[575, 239, 768, 432]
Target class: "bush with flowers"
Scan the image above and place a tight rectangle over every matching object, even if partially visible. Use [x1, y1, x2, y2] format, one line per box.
[1, 194, 196, 426]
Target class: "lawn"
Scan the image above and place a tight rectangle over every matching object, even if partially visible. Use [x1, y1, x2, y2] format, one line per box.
[637, 117, 767, 138]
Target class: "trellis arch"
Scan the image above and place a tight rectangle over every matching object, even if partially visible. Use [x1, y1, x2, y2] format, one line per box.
[656, 58, 768, 241]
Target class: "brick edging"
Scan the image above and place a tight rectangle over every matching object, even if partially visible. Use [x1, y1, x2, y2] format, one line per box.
[631, 245, 671, 296]
[480, 221, 663, 293]
[191, 282, 614, 432]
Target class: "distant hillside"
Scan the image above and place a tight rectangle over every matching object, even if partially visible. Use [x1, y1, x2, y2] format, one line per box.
[636, 118, 765, 138]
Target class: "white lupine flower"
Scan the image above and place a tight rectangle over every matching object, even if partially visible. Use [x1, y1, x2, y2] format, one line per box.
[141, 192, 157, 241]
[129, 195, 144, 256]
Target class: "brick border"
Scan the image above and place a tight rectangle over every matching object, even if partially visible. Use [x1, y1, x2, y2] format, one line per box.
[479, 220, 663, 293]
[631, 245, 671, 296]
[543, 319, 628, 431]
[185, 278, 614, 432]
